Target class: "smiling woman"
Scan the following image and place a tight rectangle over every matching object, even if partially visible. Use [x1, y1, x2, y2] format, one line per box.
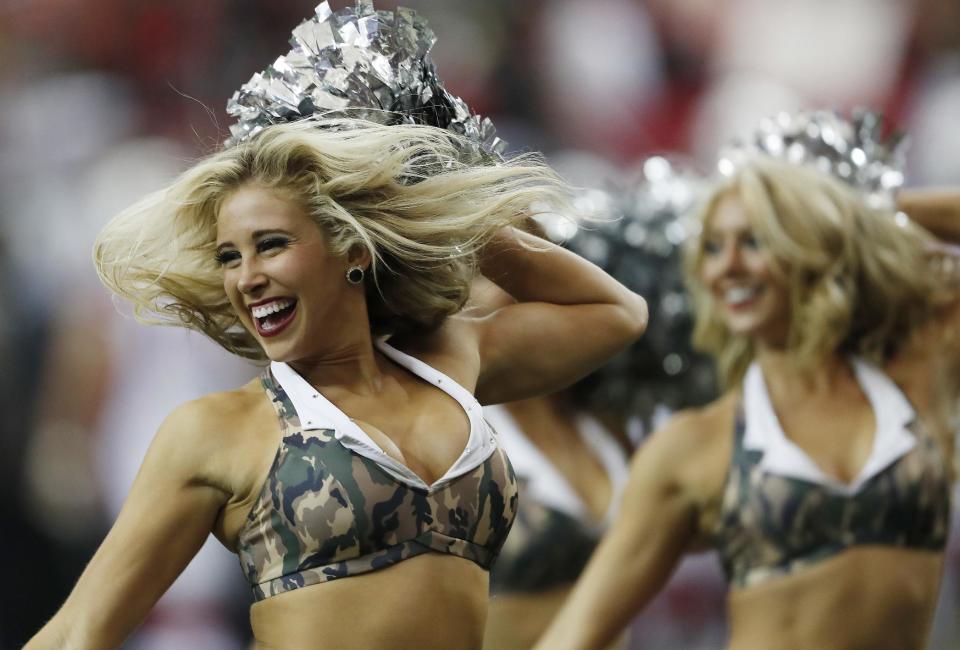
[535, 138, 960, 650]
[22, 2, 651, 647]
[26, 112, 648, 649]
[696, 190, 792, 351]
[216, 186, 337, 345]
[687, 158, 943, 385]
[94, 119, 559, 358]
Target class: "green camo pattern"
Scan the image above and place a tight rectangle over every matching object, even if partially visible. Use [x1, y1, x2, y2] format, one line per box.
[489, 477, 601, 594]
[715, 408, 951, 588]
[237, 370, 519, 601]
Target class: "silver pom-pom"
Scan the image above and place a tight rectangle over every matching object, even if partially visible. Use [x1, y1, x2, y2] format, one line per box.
[225, 1, 505, 159]
[719, 108, 907, 211]
[545, 156, 718, 422]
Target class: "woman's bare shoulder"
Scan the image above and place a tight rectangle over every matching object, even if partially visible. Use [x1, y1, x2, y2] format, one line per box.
[652, 392, 738, 456]
[163, 379, 265, 435]
[640, 393, 737, 503]
[647, 393, 738, 542]
[150, 378, 271, 483]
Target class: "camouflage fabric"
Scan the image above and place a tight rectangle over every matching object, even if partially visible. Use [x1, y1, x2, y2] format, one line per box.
[714, 407, 951, 588]
[237, 370, 519, 601]
[489, 477, 601, 594]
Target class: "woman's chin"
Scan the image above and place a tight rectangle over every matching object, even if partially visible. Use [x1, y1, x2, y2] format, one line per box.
[722, 313, 763, 337]
[729, 324, 790, 350]
[722, 306, 788, 340]
[254, 336, 293, 362]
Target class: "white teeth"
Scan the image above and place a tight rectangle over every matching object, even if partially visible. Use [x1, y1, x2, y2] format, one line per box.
[251, 299, 294, 319]
[261, 317, 284, 331]
[724, 286, 759, 304]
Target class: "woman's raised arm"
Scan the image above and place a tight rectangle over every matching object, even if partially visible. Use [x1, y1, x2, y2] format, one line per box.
[472, 227, 648, 405]
[25, 399, 230, 650]
[899, 188, 960, 243]
[533, 409, 721, 649]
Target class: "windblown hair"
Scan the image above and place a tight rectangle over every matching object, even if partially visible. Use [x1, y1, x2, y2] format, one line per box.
[685, 157, 950, 387]
[95, 118, 573, 360]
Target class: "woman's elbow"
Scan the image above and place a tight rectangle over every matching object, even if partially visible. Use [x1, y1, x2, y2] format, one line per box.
[615, 292, 649, 341]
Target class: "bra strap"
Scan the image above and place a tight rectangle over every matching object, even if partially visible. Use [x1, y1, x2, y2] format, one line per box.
[260, 368, 303, 435]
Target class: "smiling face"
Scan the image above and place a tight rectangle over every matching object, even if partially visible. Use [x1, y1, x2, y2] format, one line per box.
[215, 183, 368, 362]
[698, 192, 791, 347]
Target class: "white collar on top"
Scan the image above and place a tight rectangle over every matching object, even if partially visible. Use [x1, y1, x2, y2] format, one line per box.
[742, 357, 916, 496]
[269, 338, 495, 493]
[483, 404, 629, 529]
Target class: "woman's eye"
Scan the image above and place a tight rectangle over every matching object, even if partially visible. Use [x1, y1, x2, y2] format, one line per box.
[742, 234, 761, 250]
[257, 237, 289, 254]
[215, 250, 240, 267]
[703, 239, 722, 255]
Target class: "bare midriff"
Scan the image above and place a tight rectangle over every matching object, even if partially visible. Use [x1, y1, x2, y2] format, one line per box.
[250, 554, 488, 650]
[484, 586, 571, 650]
[484, 586, 624, 650]
[727, 547, 944, 650]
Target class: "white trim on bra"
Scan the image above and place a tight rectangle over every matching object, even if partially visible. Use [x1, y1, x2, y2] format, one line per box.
[482, 404, 629, 528]
[742, 358, 917, 496]
[270, 338, 495, 493]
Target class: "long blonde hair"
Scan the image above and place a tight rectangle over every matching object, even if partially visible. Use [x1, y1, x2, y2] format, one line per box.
[95, 118, 573, 360]
[686, 157, 948, 387]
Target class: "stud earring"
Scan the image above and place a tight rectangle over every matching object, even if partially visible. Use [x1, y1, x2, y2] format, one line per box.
[345, 266, 365, 284]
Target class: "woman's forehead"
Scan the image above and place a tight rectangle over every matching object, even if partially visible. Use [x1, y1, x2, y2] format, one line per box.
[706, 192, 752, 233]
[216, 185, 309, 236]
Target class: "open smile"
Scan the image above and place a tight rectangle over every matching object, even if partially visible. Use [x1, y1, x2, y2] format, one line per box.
[250, 298, 298, 337]
[722, 284, 763, 310]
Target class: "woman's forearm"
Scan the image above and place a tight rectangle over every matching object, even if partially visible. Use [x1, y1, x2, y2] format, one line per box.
[470, 226, 647, 404]
[480, 227, 647, 319]
[24, 615, 81, 650]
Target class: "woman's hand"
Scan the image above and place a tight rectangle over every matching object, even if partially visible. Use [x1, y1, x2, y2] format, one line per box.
[25, 400, 230, 650]
[471, 227, 647, 405]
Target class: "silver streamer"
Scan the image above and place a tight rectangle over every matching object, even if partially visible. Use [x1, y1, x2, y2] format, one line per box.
[225, 1, 505, 159]
[719, 108, 907, 211]
[543, 157, 718, 422]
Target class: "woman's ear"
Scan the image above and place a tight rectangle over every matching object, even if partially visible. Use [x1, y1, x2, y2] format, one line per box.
[347, 243, 372, 271]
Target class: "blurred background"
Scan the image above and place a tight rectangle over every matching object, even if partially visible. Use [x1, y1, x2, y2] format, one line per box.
[1, 0, 958, 648]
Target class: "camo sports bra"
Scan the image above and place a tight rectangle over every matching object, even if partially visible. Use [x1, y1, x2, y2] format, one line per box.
[483, 404, 629, 593]
[714, 359, 951, 588]
[236, 340, 519, 601]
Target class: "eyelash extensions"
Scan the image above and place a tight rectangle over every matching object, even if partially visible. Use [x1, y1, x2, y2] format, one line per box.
[215, 236, 291, 266]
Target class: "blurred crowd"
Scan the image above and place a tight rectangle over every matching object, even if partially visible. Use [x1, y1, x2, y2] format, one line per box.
[1, 1, 958, 648]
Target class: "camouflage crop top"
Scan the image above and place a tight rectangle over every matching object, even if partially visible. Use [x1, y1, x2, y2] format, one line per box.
[236, 341, 519, 601]
[483, 405, 629, 593]
[714, 359, 951, 589]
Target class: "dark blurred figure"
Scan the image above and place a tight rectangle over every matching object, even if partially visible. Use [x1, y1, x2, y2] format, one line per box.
[0, 237, 93, 647]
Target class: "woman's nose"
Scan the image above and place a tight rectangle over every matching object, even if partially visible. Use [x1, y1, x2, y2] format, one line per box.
[237, 260, 267, 294]
[718, 242, 745, 274]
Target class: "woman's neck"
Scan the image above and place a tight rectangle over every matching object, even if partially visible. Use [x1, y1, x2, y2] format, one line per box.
[288, 335, 388, 396]
[754, 344, 853, 401]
